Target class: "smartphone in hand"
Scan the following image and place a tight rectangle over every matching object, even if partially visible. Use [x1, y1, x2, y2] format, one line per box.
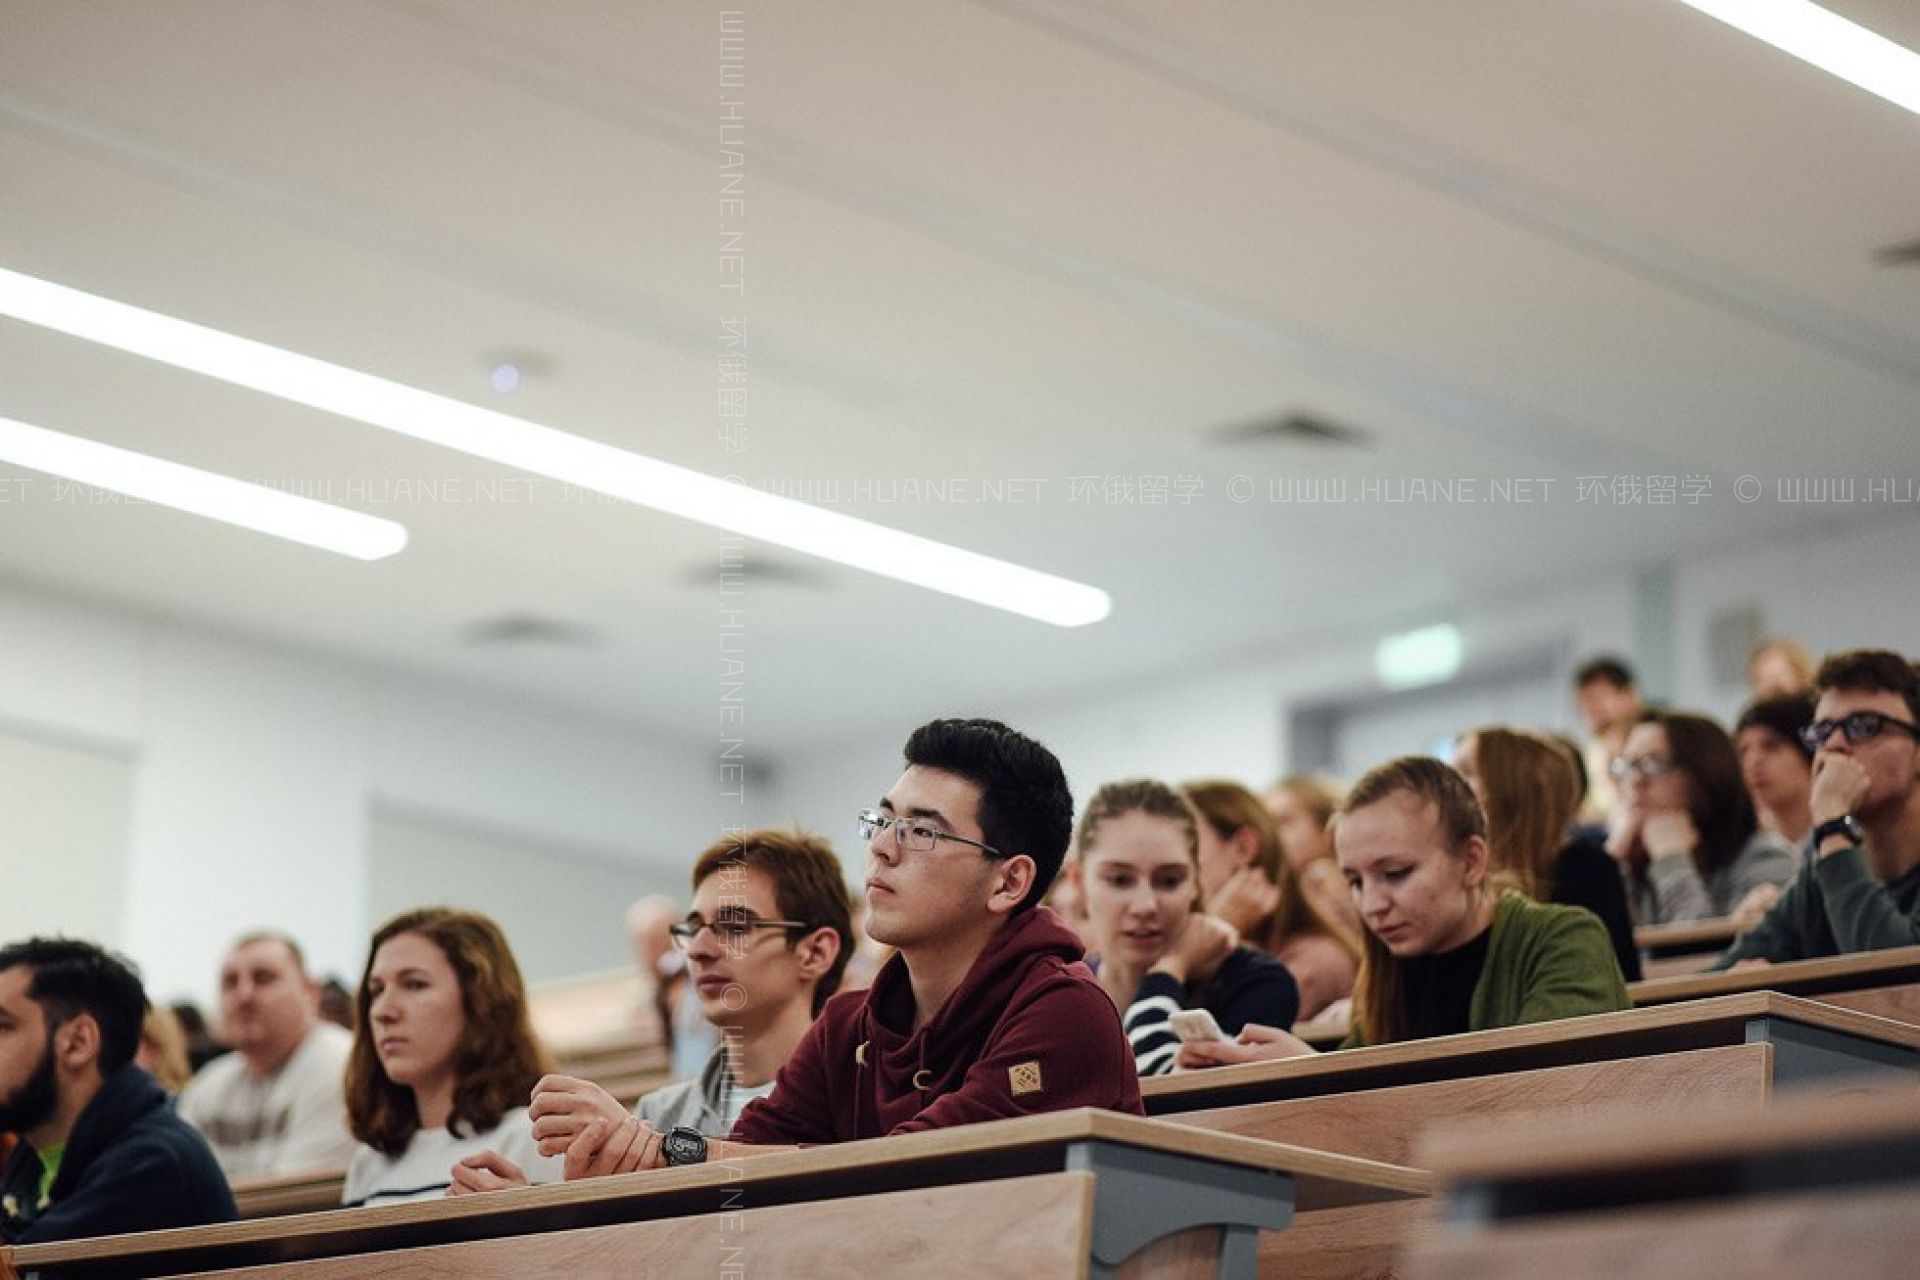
[1168, 1009, 1228, 1043]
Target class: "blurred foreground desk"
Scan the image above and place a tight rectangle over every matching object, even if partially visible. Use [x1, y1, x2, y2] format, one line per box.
[3, 1110, 1425, 1280]
[1409, 1090, 1920, 1280]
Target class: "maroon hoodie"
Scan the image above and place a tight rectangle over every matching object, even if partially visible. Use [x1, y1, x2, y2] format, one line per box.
[731, 906, 1142, 1144]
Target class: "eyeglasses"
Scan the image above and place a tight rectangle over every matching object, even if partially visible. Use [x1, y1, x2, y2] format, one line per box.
[857, 808, 1004, 859]
[1609, 755, 1679, 781]
[667, 912, 810, 952]
[1800, 711, 1920, 754]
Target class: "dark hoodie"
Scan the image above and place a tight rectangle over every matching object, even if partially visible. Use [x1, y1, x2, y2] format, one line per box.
[731, 907, 1142, 1144]
[1, 1064, 235, 1245]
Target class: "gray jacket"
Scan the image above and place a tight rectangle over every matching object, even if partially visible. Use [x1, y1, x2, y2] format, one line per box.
[1631, 829, 1800, 925]
[634, 1044, 735, 1137]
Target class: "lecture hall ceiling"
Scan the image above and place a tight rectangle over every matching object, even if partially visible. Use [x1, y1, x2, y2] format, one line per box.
[0, 0, 1915, 751]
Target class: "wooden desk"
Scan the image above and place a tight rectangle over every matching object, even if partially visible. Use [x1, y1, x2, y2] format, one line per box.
[1142, 991, 1920, 1117]
[230, 1169, 344, 1219]
[1406, 1182, 1920, 1280]
[1163, 1045, 1773, 1280]
[2, 1110, 1425, 1280]
[1820, 980, 1920, 1028]
[1426, 1087, 1920, 1227]
[1629, 943, 1920, 1008]
[1409, 1089, 1920, 1279]
[1633, 917, 1741, 958]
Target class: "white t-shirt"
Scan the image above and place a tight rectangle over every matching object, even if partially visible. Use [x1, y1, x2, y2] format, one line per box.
[177, 1021, 356, 1180]
[342, 1106, 562, 1207]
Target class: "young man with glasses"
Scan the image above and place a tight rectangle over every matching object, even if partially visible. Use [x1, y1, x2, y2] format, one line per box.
[448, 830, 853, 1192]
[516, 718, 1140, 1177]
[1717, 650, 1920, 969]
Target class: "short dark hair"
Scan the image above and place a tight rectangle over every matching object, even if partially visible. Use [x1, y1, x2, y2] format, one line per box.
[0, 937, 147, 1073]
[1574, 656, 1636, 690]
[691, 829, 856, 1014]
[903, 718, 1074, 912]
[1735, 692, 1818, 763]
[1815, 649, 1920, 722]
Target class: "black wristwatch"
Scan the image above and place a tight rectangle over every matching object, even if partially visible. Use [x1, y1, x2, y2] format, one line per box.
[662, 1126, 709, 1166]
[1812, 814, 1865, 850]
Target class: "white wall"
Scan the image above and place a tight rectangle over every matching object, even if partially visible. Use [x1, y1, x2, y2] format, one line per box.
[0, 728, 133, 948]
[0, 584, 713, 1007]
[765, 513, 1920, 837]
[6, 511, 1916, 1005]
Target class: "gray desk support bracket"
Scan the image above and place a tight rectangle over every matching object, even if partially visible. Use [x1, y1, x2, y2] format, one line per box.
[1065, 1139, 1295, 1280]
[1746, 1016, 1920, 1088]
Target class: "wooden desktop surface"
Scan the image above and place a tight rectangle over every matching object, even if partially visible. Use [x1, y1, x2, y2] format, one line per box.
[1628, 943, 1920, 1006]
[1425, 1082, 1920, 1189]
[1142, 991, 1920, 1113]
[4, 1108, 1425, 1279]
[1632, 918, 1741, 956]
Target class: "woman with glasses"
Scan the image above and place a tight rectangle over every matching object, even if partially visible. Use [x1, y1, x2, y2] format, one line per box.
[1073, 779, 1298, 1076]
[1605, 711, 1799, 925]
[341, 908, 560, 1205]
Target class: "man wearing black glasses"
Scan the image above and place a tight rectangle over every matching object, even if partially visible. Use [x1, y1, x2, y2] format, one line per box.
[1717, 650, 1920, 969]
[514, 718, 1141, 1175]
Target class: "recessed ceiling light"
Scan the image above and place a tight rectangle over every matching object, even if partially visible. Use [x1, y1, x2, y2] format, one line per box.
[1675, 0, 1920, 118]
[0, 414, 407, 560]
[1376, 624, 1464, 690]
[488, 362, 522, 394]
[0, 267, 1109, 627]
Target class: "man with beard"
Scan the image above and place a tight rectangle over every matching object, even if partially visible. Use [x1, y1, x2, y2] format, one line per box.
[0, 938, 233, 1245]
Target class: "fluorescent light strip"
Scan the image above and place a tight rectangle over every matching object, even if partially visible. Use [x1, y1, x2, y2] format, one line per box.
[1676, 0, 1920, 117]
[0, 268, 1112, 627]
[0, 415, 408, 560]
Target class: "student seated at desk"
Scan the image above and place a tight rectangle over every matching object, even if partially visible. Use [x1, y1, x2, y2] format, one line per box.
[1177, 757, 1628, 1067]
[1605, 711, 1799, 926]
[341, 909, 560, 1206]
[1182, 779, 1357, 1022]
[1455, 727, 1641, 982]
[1072, 779, 1298, 1075]
[449, 830, 854, 1194]
[1717, 650, 1920, 969]
[0, 938, 234, 1244]
[522, 718, 1143, 1177]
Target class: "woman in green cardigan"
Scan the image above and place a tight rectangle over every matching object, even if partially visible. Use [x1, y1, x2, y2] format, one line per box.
[1177, 756, 1628, 1066]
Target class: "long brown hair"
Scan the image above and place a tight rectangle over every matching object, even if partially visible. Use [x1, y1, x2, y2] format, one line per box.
[345, 908, 553, 1157]
[1466, 728, 1576, 900]
[1343, 758, 1490, 1047]
[1637, 710, 1757, 877]
[1182, 779, 1357, 961]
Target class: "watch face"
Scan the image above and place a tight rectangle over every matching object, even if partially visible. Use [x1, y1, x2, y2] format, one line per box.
[664, 1128, 706, 1165]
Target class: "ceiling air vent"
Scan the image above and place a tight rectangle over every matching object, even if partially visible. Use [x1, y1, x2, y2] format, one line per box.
[1208, 412, 1370, 449]
[680, 555, 832, 591]
[462, 614, 599, 649]
[1873, 236, 1920, 267]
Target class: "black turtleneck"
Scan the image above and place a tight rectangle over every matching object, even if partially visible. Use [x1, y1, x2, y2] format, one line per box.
[1401, 924, 1493, 1040]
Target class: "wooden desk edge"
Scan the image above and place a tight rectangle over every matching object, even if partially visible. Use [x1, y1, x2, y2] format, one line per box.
[8, 1108, 1426, 1268]
[1633, 918, 1742, 952]
[1422, 1084, 1920, 1183]
[1141, 990, 1920, 1106]
[1629, 944, 1920, 1005]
